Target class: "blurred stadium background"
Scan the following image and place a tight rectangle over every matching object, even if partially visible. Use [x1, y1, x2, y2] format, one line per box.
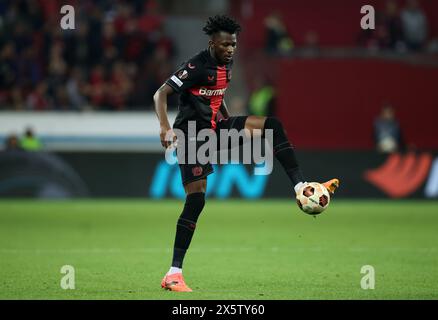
[0, 0, 438, 298]
[1, 0, 437, 200]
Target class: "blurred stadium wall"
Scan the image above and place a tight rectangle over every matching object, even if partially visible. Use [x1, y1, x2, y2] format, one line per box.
[1, 0, 437, 199]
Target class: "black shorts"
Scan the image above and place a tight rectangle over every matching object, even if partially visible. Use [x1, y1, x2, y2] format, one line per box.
[177, 116, 248, 186]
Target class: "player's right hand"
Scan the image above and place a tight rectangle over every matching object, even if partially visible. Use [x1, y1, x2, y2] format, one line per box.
[160, 125, 177, 149]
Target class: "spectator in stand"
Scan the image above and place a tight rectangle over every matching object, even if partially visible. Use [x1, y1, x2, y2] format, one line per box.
[248, 76, 276, 117]
[383, 0, 403, 50]
[359, 0, 404, 52]
[101, 21, 121, 68]
[26, 81, 49, 110]
[373, 104, 404, 153]
[400, 0, 428, 51]
[123, 17, 146, 64]
[12, 21, 32, 56]
[88, 64, 107, 109]
[17, 45, 44, 88]
[0, 1, 176, 111]
[20, 127, 43, 151]
[52, 86, 70, 110]
[66, 67, 89, 110]
[47, 41, 68, 109]
[108, 61, 133, 110]
[65, 19, 99, 68]
[264, 12, 294, 56]
[10, 86, 25, 110]
[4, 134, 23, 151]
[149, 24, 176, 62]
[0, 42, 18, 94]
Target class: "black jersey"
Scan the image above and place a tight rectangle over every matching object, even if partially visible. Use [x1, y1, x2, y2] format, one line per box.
[165, 49, 233, 133]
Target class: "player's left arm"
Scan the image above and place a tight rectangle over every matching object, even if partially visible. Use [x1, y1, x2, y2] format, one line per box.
[219, 99, 231, 119]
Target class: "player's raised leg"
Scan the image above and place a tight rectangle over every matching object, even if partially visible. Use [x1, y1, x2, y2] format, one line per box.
[244, 116, 340, 195]
[161, 179, 206, 292]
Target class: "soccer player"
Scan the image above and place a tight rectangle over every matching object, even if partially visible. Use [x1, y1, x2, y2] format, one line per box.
[153, 15, 339, 292]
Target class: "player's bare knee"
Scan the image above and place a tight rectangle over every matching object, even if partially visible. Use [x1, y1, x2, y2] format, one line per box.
[245, 116, 265, 127]
[184, 180, 207, 195]
[245, 116, 267, 136]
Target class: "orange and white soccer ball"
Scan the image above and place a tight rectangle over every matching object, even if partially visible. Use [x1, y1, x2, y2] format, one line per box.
[296, 182, 330, 215]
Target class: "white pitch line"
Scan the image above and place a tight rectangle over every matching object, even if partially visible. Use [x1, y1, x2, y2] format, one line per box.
[0, 247, 437, 254]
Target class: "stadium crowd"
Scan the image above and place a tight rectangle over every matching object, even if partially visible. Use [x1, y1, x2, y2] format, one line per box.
[0, 0, 176, 111]
[0, 0, 436, 112]
[358, 0, 433, 52]
[264, 0, 435, 56]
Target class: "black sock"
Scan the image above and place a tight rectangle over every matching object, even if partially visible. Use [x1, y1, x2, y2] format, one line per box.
[263, 117, 305, 186]
[171, 192, 205, 268]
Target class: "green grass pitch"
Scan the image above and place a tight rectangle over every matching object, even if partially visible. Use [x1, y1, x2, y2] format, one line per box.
[1, 199, 438, 300]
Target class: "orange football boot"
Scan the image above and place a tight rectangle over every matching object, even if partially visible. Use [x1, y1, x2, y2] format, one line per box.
[161, 273, 193, 292]
[322, 178, 340, 195]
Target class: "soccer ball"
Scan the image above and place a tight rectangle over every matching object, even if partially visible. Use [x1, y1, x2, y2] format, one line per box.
[296, 182, 330, 215]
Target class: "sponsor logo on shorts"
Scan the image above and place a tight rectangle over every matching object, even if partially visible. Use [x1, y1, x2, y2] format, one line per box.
[192, 166, 203, 177]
